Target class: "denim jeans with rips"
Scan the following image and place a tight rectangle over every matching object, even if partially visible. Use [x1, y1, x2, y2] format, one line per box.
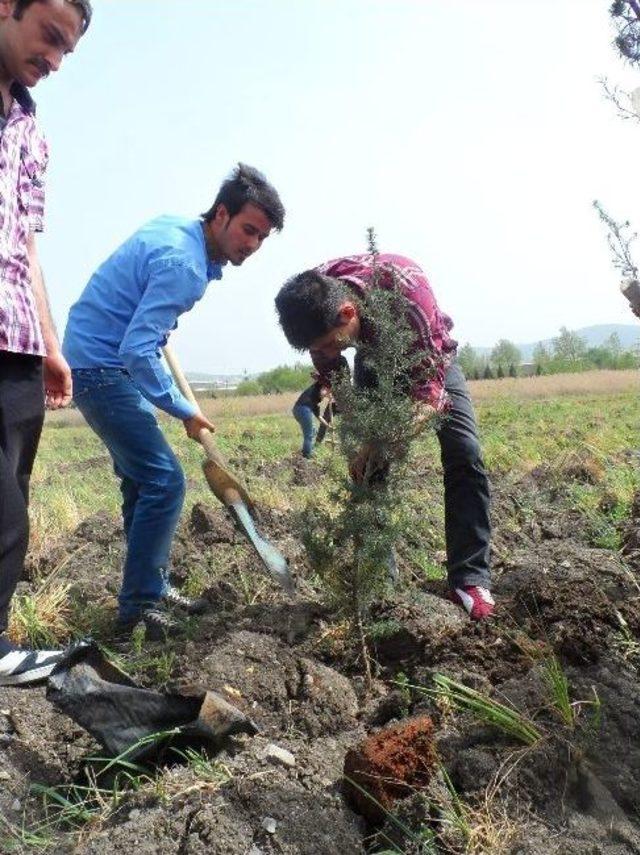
[72, 369, 185, 621]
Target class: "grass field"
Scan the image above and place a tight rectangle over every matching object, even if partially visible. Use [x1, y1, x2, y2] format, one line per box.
[31, 370, 640, 558]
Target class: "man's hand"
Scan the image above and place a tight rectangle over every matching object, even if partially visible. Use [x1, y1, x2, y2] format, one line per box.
[349, 443, 376, 484]
[411, 402, 438, 437]
[43, 351, 72, 409]
[183, 412, 216, 442]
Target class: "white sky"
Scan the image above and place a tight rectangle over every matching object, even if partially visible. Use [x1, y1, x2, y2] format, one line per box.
[35, 0, 640, 374]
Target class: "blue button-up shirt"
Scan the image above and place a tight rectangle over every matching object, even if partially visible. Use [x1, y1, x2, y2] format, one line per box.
[63, 215, 223, 420]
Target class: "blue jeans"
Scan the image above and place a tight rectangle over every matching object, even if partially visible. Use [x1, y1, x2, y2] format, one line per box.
[292, 401, 315, 457]
[72, 369, 185, 620]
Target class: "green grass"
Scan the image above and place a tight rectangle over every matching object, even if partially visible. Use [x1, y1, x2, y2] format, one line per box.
[169, 747, 230, 784]
[541, 655, 574, 727]
[29, 389, 640, 592]
[474, 393, 639, 475]
[420, 674, 543, 746]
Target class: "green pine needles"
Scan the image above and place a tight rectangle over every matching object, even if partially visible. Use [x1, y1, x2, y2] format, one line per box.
[301, 230, 443, 686]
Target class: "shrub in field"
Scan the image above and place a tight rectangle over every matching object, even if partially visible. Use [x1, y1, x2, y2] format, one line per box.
[235, 379, 262, 396]
[300, 232, 442, 686]
[257, 363, 313, 393]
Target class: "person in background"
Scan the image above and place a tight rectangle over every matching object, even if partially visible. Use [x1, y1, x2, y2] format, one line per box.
[292, 358, 347, 458]
[292, 381, 321, 459]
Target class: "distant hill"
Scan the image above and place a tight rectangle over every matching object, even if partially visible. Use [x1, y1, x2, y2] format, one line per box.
[474, 324, 640, 361]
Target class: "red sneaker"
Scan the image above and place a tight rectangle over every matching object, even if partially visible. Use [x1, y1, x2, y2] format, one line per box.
[448, 586, 495, 621]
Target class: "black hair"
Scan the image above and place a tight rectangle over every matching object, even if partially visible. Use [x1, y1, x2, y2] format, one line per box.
[13, 0, 92, 33]
[275, 270, 353, 350]
[201, 163, 285, 231]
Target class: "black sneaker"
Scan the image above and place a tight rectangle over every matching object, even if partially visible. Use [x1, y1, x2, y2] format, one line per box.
[0, 636, 64, 686]
[117, 607, 184, 641]
[162, 585, 209, 615]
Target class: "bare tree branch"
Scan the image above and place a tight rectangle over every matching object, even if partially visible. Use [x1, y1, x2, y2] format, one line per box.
[600, 77, 640, 122]
[593, 200, 639, 279]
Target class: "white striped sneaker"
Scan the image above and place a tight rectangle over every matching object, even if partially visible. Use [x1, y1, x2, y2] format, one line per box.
[162, 585, 209, 615]
[0, 637, 64, 686]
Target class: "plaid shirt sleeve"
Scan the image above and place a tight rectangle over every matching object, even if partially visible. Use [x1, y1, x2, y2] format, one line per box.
[21, 125, 48, 233]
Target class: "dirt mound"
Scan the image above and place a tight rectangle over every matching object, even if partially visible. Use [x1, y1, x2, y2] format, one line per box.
[189, 502, 236, 543]
[4, 463, 640, 853]
[181, 630, 359, 738]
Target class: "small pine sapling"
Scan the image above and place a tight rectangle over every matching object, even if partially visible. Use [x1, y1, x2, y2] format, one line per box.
[301, 229, 444, 688]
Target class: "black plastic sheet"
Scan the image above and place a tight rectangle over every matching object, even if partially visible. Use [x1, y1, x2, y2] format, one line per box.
[46, 640, 258, 762]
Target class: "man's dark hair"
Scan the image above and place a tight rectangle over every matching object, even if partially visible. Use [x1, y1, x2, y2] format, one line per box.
[275, 270, 353, 350]
[13, 0, 92, 33]
[201, 163, 285, 231]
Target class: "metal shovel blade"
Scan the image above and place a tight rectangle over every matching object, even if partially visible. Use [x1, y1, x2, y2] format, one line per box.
[228, 501, 294, 594]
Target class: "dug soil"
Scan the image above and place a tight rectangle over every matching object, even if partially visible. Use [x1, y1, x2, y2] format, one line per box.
[2, 453, 640, 853]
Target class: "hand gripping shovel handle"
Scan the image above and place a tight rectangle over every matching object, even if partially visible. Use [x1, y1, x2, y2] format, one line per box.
[162, 345, 254, 510]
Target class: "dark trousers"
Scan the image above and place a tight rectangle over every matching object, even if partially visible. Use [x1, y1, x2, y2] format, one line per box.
[354, 357, 491, 589]
[0, 352, 44, 634]
[437, 363, 491, 589]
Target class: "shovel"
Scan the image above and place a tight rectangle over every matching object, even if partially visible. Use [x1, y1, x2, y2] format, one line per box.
[162, 345, 294, 593]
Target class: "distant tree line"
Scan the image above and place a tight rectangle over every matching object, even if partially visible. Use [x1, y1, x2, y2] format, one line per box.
[235, 363, 313, 395]
[232, 327, 639, 396]
[457, 328, 640, 380]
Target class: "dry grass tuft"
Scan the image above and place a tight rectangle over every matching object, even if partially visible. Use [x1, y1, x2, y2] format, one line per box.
[8, 580, 72, 647]
[439, 753, 528, 855]
[456, 791, 520, 854]
[7, 551, 81, 646]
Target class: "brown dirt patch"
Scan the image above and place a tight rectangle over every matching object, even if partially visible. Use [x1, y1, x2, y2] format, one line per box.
[343, 716, 437, 824]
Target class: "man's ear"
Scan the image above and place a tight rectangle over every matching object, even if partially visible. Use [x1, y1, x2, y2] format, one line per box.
[337, 302, 357, 323]
[213, 203, 230, 227]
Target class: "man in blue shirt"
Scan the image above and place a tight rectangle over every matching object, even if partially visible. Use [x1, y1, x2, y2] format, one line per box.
[63, 164, 284, 640]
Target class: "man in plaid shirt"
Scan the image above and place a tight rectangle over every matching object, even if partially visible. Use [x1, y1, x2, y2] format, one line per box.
[276, 253, 494, 621]
[0, 0, 92, 685]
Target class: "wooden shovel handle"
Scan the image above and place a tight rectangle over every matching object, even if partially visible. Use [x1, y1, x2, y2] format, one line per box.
[162, 345, 253, 507]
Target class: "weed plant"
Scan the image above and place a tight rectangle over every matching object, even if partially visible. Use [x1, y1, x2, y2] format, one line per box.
[420, 674, 543, 746]
[541, 655, 574, 727]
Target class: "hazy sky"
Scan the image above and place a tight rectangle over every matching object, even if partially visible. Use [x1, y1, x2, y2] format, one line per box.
[35, 0, 640, 374]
